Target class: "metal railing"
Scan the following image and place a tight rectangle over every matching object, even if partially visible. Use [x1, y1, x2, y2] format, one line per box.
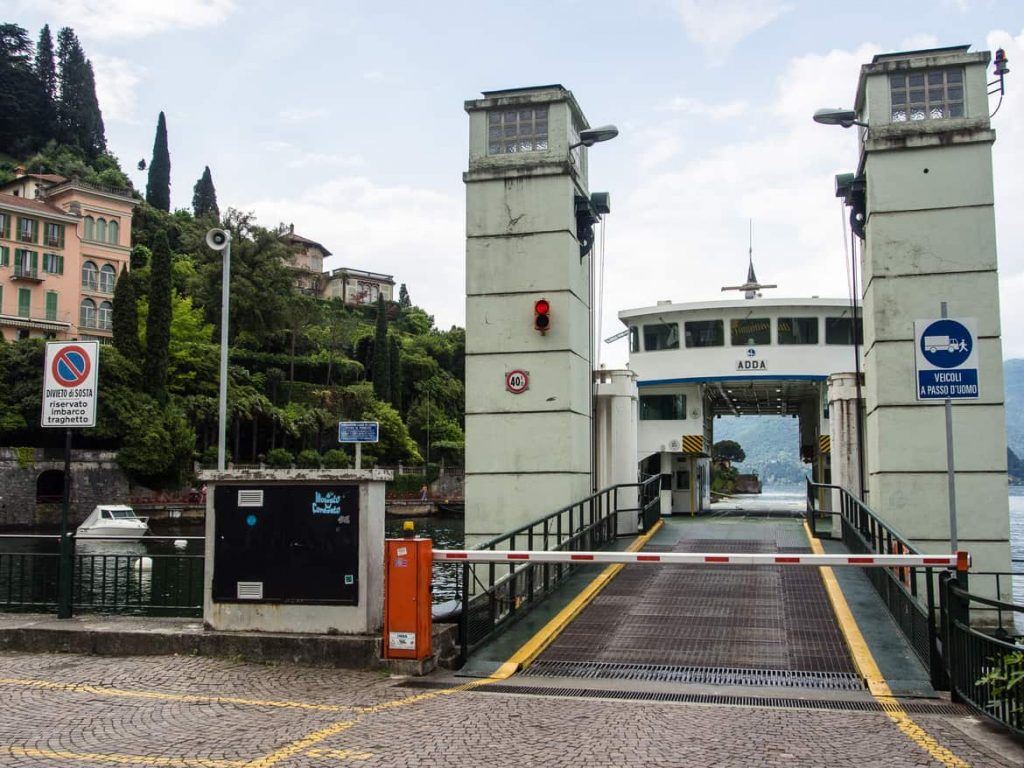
[0, 535, 204, 617]
[942, 572, 1024, 736]
[806, 478, 944, 688]
[449, 475, 660, 662]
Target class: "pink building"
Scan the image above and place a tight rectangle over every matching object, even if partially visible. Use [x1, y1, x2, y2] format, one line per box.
[0, 169, 135, 342]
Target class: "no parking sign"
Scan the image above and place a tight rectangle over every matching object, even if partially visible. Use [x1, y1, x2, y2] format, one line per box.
[42, 341, 99, 427]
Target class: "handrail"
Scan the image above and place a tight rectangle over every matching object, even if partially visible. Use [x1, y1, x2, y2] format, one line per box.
[806, 478, 920, 553]
[948, 580, 1024, 615]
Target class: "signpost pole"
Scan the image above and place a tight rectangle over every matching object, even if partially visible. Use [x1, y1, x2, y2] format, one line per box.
[940, 301, 958, 551]
[57, 427, 73, 619]
[217, 238, 232, 472]
[355, 443, 362, 471]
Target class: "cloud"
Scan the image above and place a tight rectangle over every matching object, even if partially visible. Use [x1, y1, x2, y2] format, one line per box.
[242, 177, 464, 329]
[22, 0, 236, 40]
[90, 54, 144, 123]
[278, 107, 329, 123]
[661, 96, 749, 119]
[261, 140, 363, 169]
[668, 0, 794, 51]
[899, 33, 940, 51]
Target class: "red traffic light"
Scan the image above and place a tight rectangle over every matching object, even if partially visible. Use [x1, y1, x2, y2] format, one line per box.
[534, 298, 551, 332]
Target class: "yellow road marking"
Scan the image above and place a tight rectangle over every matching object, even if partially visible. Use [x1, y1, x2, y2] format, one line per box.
[2, 746, 246, 767]
[803, 521, 970, 768]
[0, 677, 360, 713]
[304, 748, 373, 760]
[489, 519, 665, 680]
[245, 720, 358, 768]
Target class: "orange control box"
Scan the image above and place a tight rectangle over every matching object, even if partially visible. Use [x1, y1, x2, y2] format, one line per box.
[383, 538, 433, 660]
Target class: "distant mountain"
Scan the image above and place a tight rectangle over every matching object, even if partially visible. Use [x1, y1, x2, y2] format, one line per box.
[1004, 359, 1024, 455]
[713, 358, 1024, 485]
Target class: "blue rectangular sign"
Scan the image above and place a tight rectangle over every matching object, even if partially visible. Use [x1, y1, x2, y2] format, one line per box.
[338, 421, 379, 443]
[917, 369, 979, 400]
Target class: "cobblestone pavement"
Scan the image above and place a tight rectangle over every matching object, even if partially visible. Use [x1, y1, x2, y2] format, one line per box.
[0, 653, 1020, 767]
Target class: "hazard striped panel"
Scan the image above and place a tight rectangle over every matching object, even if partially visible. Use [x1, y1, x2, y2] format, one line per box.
[819, 435, 831, 454]
[681, 434, 704, 454]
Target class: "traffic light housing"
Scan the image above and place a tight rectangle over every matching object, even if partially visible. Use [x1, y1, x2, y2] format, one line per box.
[534, 298, 550, 334]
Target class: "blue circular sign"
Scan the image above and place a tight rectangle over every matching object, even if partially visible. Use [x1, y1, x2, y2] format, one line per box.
[245, 513, 257, 527]
[920, 319, 972, 369]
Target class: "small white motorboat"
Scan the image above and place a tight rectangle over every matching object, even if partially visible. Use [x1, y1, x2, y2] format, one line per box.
[76, 505, 149, 540]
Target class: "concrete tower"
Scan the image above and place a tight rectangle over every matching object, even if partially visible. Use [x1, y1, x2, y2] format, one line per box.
[463, 86, 599, 546]
[855, 46, 1011, 582]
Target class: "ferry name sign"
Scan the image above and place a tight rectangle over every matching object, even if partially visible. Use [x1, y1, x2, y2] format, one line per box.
[914, 317, 980, 400]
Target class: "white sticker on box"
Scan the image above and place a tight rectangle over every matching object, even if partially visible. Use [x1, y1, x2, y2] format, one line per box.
[396, 547, 407, 556]
[389, 631, 416, 650]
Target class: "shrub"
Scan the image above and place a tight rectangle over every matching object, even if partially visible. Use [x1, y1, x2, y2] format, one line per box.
[322, 449, 351, 469]
[296, 449, 322, 468]
[265, 448, 293, 468]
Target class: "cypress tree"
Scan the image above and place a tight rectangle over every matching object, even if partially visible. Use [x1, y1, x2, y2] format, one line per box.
[146, 112, 171, 211]
[398, 283, 411, 308]
[388, 334, 402, 412]
[192, 166, 219, 218]
[144, 231, 172, 402]
[112, 266, 142, 360]
[372, 295, 390, 401]
[34, 25, 56, 141]
[55, 27, 104, 155]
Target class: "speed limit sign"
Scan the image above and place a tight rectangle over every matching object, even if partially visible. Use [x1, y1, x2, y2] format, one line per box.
[505, 369, 529, 394]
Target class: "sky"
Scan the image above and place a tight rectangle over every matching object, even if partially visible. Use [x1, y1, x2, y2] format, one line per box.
[6, 0, 1024, 366]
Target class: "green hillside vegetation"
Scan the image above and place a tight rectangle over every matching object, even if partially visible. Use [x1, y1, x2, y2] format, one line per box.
[0, 21, 464, 488]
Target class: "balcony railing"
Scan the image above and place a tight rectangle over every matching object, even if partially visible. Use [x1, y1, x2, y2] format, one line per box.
[12, 265, 41, 281]
[17, 231, 34, 243]
[43, 236, 61, 248]
[79, 316, 112, 331]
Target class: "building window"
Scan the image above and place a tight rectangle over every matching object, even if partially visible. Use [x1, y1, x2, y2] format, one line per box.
[684, 319, 724, 348]
[98, 264, 116, 293]
[643, 323, 679, 351]
[640, 394, 686, 420]
[98, 300, 113, 330]
[17, 217, 36, 243]
[82, 261, 98, 290]
[890, 69, 964, 122]
[730, 318, 771, 346]
[44, 222, 64, 248]
[42, 252, 64, 275]
[825, 316, 864, 345]
[14, 249, 38, 278]
[18, 287, 30, 318]
[45, 291, 58, 321]
[96, 218, 107, 242]
[487, 106, 549, 155]
[108, 219, 119, 244]
[778, 317, 819, 345]
[0, 212, 8, 238]
[629, 326, 639, 353]
[80, 298, 96, 328]
[84, 216, 94, 240]
[0, 245, 8, 266]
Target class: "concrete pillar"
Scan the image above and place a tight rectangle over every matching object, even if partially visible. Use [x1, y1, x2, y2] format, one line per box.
[463, 86, 596, 547]
[659, 452, 673, 517]
[856, 47, 1011, 587]
[594, 368, 639, 534]
[828, 372, 864, 536]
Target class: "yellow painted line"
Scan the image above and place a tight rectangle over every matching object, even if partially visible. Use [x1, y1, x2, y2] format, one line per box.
[0, 677, 360, 713]
[245, 720, 358, 768]
[803, 522, 971, 768]
[488, 519, 665, 680]
[1, 746, 246, 767]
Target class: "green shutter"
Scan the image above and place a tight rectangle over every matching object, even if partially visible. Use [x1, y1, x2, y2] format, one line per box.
[14, 250, 22, 270]
[58, 224, 65, 248]
[31, 219, 38, 242]
[30, 251, 38, 271]
[58, 254, 64, 274]
[45, 292, 57, 321]
[0, 245, 7, 266]
[0, 214, 7, 238]
[17, 288, 30, 318]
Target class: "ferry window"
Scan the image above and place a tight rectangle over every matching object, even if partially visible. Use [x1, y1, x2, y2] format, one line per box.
[629, 326, 639, 353]
[675, 469, 690, 490]
[778, 317, 819, 345]
[730, 318, 771, 346]
[684, 320, 724, 348]
[643, 323, 679, 351]
[825, 316, 864, 345]
[640, 394, 686, 420]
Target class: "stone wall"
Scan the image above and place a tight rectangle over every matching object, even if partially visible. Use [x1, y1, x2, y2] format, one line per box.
[0, 447, 130, 529]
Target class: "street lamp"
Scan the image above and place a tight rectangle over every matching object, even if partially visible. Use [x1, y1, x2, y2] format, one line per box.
[570, 124, 619, 149]
[206, 228, 232, 472]
[812, 108, 867, 129]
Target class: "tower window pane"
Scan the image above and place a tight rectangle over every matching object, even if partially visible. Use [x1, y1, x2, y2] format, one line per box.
[487, 107, 549, 155]
[890, 68, 965, 123]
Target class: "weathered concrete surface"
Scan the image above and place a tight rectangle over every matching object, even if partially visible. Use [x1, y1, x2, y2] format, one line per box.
[0, 651, 1021, 767]
[0, 447, 129, 529]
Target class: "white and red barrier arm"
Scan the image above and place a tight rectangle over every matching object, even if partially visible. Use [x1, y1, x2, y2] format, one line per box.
[433, 550, 970, 570]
